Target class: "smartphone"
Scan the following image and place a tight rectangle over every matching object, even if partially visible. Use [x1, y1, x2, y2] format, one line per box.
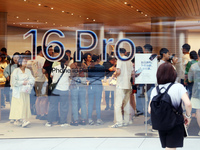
[135, 67, 143, 74]
[149, 54, 157, 61]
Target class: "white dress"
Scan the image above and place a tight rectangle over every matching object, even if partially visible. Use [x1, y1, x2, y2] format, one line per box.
[9, 68, 35, 120]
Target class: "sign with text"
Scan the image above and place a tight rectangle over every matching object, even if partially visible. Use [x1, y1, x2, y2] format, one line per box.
[135, 54, 157, 84]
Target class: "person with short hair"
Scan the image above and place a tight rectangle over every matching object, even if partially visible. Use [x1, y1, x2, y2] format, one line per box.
[87, 55, 105, 125]
[158, 48, 170, 67]
[184, 50, 198, 99]
[33, 46, 48, 120]
[103, 55, 116, 110]
[143, 44, 153, 53]
[1, 47, 11, 64]
[45, 57, 71, 127]
[111, 48, 133, 128]
[148, 62, 192, 149]
[181, 43, 191, 85]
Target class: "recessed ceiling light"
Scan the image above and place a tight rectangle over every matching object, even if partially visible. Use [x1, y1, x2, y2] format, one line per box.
[131, 6, 133, 8]
[136, 9, 139, 11]
[87, 18, 89, 19]
[124, 2, 127, 4]
[145, 14, 147, 16]
[26, 25, 28, 26]
[13, 23, 15, 24]
[79, 16, 82, 17]
[60, 25, 62, 26]
[51, 7, 54, 10]
[37, 20, 39, 22]
[24, 0, 26, 1]
[71, 13, 74, 15]
[141, 12, 143, 14]
[16, 16, 19, 18]
[53, 23, 55, 25]
[45, 22, 48, 24]
[31, 26, 33, 27]
[38, 4, 41, 6]
[93, 19, 95, 22]
[62, 11, 64, 13]
[27, 18, 29, 20]
[20, 24, 22, 25]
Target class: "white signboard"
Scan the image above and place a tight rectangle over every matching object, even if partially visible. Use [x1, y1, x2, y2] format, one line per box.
[135, 54, 157, 84]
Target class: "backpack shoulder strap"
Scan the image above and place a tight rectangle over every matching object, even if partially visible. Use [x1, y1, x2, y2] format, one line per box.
[165, 83, 174, 93]
[156, 83, 174, 94]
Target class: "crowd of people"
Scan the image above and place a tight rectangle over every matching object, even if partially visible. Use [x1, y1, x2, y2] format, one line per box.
[0, 43, 199, 137]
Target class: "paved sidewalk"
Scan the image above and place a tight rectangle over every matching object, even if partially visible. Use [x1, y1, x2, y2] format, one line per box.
[0, 137, 199, 150]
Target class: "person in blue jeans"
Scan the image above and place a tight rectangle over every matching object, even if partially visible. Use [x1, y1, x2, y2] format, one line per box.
[45, 57, 71, 127]
[87, 55, 105, 125]
[69, 52, 87, 126]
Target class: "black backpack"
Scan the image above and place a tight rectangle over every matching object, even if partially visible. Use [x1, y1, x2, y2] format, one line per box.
[150, 83, 184, 131]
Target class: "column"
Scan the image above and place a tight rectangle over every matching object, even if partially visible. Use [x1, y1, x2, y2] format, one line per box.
[151, 17, 176, 54]
[0, 12, 7, 49]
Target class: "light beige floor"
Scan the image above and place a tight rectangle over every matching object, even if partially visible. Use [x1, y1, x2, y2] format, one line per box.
[0, 102, 157, 139]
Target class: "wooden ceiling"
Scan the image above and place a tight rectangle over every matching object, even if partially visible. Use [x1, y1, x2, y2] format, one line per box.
[1, 0, 200, 32]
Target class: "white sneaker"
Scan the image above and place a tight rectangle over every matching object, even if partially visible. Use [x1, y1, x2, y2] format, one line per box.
[88, 119, 94, 125]
[45, 122, 52, 127]
[14, 120, 22, 126]
[111, 123, 123, 128]
[96, 119, 104, 125]
[60, 123, 69, 127]
[22, 121, 30, 128]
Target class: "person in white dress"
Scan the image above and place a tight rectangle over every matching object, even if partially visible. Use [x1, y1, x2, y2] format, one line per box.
[9, 56, 35, 127]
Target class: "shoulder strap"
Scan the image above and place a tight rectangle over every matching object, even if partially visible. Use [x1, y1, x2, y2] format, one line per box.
[156, 83, 174, 94]
[56, 67, 67, 84]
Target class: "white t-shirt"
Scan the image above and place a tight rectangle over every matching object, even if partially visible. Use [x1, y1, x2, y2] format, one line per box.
[181, 54, 190, 79]
[116, 56, 133, 89]
[150, 83, 187, 109]
[51, 65, 70, 91]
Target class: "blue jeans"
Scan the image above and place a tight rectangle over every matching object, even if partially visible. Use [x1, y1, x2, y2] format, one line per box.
[105, 91, 114, 107]
[71, 87, 87, 121]
[88, 85, 103, 120]
[47, 89, 69, 124]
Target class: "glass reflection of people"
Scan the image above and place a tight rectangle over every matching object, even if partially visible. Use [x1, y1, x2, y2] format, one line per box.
[33, 46, 48, 120]
[45, 57, 70, 127]
[188, 49, 200, 136]
[69, 52, 88, 126]
[9, 56, 35, 127]
[111, 48, 133, 128]
[184, 51, 198, 99]
[3, 52, 20, 104]
[83, 52, 92, 67]
[103, 55, 116, 110]
[87, 55, 105, 125]
[0, 52, 8, 107]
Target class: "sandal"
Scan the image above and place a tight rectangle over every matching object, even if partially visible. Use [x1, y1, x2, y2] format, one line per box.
[70, 121, 78, 126]
[79, 120, 86, 125]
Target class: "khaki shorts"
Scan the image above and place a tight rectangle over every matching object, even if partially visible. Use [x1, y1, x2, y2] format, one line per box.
[35, 81, 48, 97]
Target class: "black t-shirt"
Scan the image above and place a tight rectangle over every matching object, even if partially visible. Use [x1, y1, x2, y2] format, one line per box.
[43, 60, 53, 84]
[103, 61, 115, 77]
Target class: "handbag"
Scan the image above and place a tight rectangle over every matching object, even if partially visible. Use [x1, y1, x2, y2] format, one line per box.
[48, 67, 67, 95]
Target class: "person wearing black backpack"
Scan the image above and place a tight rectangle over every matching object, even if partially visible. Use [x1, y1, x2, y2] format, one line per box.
[148, 62, 192, 150]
